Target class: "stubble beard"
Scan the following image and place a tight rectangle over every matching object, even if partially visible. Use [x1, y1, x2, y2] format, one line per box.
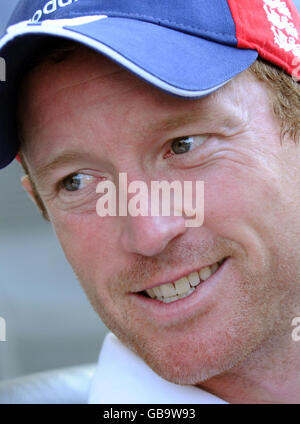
[76, 250, 297, 387]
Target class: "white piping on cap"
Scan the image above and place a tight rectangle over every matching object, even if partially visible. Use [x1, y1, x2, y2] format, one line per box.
[38, 15, 109, 28]
[6, 15, 108, 34]
[1, 17, 231, 98]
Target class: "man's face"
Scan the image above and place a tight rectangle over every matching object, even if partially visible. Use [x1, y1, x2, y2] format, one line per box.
[20, 46, 300, 385]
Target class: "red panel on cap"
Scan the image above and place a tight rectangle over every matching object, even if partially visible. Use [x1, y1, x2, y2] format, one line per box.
[228, 0, 300, 81]
[16, 154, 21, 164]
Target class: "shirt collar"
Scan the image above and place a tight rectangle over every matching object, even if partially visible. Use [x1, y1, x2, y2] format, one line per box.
[88, 332, 228, 404]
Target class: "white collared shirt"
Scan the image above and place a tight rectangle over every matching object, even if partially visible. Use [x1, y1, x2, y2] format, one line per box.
[88, 333, 228, 404]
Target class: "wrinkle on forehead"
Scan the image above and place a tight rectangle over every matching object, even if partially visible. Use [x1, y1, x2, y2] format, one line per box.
[19, 54, 152, 146]
[21, 71, 141, 137]
[22, 47, 122, 100]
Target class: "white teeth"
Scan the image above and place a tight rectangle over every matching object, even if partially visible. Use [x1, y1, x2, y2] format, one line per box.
[199, 266, 212, 281]
[159, 282, 177, 297]
[146, 288, 156, 299]
[152, 286, 163, 298]
[145, 259, 223, 303]
[178, 288, 195, 299]
[174, 277, 190, 294]
[155, 288, 196, 304]
[188, 272, 200, 287]
[163, 295, 179, 303]
[211, 263, 219, 274]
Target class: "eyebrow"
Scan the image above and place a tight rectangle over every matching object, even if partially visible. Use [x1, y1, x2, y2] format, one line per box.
[34, 115, 200, 183]
[34, 151, 88, 184]
[33, 102, 240, 184]
[144, 99, 239, 134]
[33, 114, 202, 182]
[146, 111, 205, 133]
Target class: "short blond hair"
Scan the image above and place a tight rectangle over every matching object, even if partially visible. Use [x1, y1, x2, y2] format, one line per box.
[248, 58, 300, 143]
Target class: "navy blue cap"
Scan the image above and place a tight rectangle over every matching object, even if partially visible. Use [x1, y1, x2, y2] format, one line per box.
[1, 0, 298, 169]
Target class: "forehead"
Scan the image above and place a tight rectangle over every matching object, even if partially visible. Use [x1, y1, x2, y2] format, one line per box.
[19, 42, 246, 114]
[20, 46, 132, 117]
[18, 44, 261, 166]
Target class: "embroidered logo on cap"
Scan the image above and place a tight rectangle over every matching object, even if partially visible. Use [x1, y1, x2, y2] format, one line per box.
[228, 0, 300, 80]
[31, 0, 80, 23]
[263, 0, 300, 59]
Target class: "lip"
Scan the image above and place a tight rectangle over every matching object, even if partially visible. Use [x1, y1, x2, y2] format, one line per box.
[137, 258, 227, 292]
[129, 257, 230, 324]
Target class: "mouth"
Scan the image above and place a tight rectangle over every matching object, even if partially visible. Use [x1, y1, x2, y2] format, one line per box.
[139, 258, 227, 304]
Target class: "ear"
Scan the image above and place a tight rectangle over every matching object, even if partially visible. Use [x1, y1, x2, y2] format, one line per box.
[21, 175, 50, 221]
[21, 175, 39, 208]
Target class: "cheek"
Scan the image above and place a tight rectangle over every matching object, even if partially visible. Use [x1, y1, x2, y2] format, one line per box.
[203, 165, 282, 261]
[50, 211, 119, 282]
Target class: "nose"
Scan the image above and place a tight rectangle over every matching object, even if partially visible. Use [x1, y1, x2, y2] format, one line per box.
[120, 214, 187, 257]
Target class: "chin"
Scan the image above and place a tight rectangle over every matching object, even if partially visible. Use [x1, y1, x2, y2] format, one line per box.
[123, 330, 244, 386]
[123, 310, 270, 388]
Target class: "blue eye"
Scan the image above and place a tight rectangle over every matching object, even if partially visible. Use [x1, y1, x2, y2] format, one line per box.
[61, 173, 95, 192]
[171, 135, 208, 155]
